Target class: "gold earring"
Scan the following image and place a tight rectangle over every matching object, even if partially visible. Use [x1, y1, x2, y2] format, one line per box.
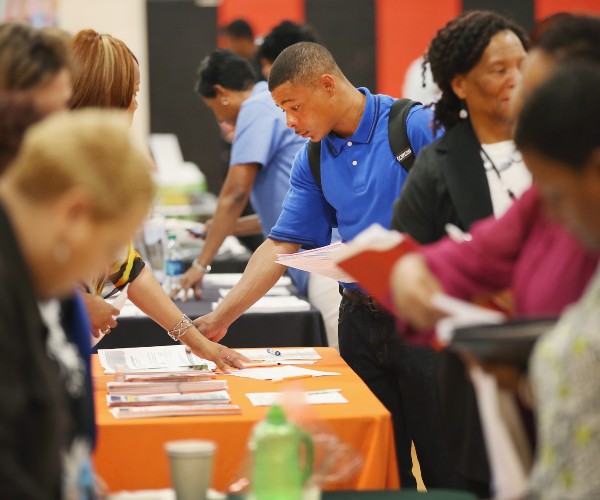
[221, 99, 229, 106]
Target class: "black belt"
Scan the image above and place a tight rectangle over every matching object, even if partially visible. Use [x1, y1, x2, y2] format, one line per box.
[342, 288, 384, 313]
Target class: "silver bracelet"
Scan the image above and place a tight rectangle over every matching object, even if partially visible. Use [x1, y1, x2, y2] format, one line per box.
[167, 314, 193, 342]
[192, 258, 212, 274]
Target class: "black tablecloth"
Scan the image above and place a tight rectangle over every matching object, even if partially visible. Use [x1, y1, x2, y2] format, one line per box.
[93, 284, 327, 351]
[230, 491, 475, 499]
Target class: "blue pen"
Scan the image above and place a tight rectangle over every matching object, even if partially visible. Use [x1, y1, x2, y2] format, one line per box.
[266, 348, 281, 356]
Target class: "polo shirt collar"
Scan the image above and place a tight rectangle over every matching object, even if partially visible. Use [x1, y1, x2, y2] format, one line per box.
[251, 80, 268, 97]
[324, 87, 378, 156]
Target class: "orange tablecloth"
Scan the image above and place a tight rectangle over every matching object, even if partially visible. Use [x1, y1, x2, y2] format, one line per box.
[92, 348, 399, 492]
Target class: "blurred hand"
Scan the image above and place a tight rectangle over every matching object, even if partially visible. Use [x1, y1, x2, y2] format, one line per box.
[183, 326, 249, 372]
[177, 267, 204, 301]
[390, 253, 446, 330]
[193, 313, 228, 342]
[82, 293, 119, 337]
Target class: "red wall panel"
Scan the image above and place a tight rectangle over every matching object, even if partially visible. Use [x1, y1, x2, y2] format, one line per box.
[217, 0, 305, 39]
[536, 0, 600, 19]
[375, 0, 461, 96]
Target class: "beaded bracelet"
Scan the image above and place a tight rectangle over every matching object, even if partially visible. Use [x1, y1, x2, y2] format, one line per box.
[167, 314, 193, 342]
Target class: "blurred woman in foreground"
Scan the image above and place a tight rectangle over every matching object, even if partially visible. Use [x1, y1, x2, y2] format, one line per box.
[0, 110, 153, 497]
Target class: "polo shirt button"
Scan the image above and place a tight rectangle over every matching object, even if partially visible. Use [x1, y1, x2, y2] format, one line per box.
[347, 141, 353, 147]
[352, 160, 358, 166]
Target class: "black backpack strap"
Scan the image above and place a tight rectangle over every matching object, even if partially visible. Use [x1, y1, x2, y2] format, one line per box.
[307, 140, 322, 190]
[388, 98, 420, 172]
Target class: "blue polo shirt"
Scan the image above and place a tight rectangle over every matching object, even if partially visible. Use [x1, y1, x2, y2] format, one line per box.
[230, 81, 309, 293]
[269, 87, 440, 288]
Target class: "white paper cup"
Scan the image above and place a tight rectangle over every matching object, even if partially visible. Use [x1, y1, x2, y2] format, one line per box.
[165, 440, 216, 500]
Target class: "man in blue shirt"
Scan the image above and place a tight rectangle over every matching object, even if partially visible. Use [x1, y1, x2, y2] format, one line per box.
[193, 43, 457, 488]
[180, 49, 341, 348]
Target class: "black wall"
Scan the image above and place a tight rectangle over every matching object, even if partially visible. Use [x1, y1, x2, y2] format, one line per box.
[462, 0, 535, 32]
[305, 0, 376, 90]
[147, 0, 224, 193]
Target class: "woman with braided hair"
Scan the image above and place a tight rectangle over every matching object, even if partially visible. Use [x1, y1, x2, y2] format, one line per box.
[390, 11, 530, 497]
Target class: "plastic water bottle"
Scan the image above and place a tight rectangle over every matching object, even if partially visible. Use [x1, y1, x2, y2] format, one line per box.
[163, 232, 184, 295]
[250, 405, 313, 500]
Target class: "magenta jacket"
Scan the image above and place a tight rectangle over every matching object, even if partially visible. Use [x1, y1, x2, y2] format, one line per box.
[421, 186, 599, 317]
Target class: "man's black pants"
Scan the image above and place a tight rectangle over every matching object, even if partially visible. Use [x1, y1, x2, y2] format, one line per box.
[337, 294, 460, 489]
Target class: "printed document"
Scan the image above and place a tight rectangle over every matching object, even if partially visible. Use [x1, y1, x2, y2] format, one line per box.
[275, 242, 355, 282]
[246, 389, 347, 406]
[98, 345, 216, 374]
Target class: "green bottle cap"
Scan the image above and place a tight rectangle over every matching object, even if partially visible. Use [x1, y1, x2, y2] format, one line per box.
[266, 404, 286, 425]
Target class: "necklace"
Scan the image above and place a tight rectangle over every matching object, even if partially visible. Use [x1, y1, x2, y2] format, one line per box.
[479, 146, 520, 200]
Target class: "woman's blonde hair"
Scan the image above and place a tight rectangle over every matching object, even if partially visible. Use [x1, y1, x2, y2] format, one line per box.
[70, 29, 137, 110]
[0, 22, 71, 91]
[7, 109, 155, 220]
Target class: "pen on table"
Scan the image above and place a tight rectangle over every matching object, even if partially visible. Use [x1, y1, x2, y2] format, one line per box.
[273, 375, 313, 383]
[445, 223, 472, 243]
[266, 348, 281, 356]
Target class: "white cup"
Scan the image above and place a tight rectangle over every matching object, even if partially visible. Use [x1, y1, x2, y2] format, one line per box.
[165, 440, 216, 500]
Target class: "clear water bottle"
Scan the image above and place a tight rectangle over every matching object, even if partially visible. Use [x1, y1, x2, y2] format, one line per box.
[250, 405, 313, 500]
[163, 232, 184, 295]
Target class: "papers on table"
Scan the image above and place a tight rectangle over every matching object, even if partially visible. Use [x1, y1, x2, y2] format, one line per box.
[432, 293, 506, 345]
[107, 390, 231, 407]
[212, 295, 311, 313]
[107, 380, 227, 396]
[118, 301, 146, 318]
[228, 365, 340, 381]
[203, 273, 292, 288]
[98, 345, 217, 374]
[246, 389, 348, 406]
[275, 242, 355, 282]
[109, 404, 241, 419]
[235, 348, 322, 362]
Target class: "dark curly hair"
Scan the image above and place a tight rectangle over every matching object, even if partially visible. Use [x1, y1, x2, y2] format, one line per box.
[425, 10, 528, 133]
[195, 48, 257, 98]
[257, 20, 319, 64]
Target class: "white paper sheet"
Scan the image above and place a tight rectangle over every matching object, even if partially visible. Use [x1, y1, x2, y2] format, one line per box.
[228, 365, 340, 381]
[98, 345, 216, 374]
[470, 366, 528, 499]
[235, 348, 322, 361]
[275, 242, 355, 282]
[218, 286, 291, 298]
[203, 273, 292, 288]
[246, 389, 347, 406]
[212, 295, 311, 313]
[432, 293, 506, 345]
[92, 284, 131, 347]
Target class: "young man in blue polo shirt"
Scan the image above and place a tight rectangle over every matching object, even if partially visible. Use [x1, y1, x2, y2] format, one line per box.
[193, 42, 457, 489]
[179, 49, 341, 349]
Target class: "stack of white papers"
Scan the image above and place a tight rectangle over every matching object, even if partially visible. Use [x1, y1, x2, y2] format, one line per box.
[107, 380, 228, 396]
[98, 345, 217, 374]
[212, 295, 311, 313]
[218, 286, 291, 298]
[246, 389, 347, 406]
[275, 243, 355, 282]
[109, 404, 241, 419]
[107, 390, 231, 407]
